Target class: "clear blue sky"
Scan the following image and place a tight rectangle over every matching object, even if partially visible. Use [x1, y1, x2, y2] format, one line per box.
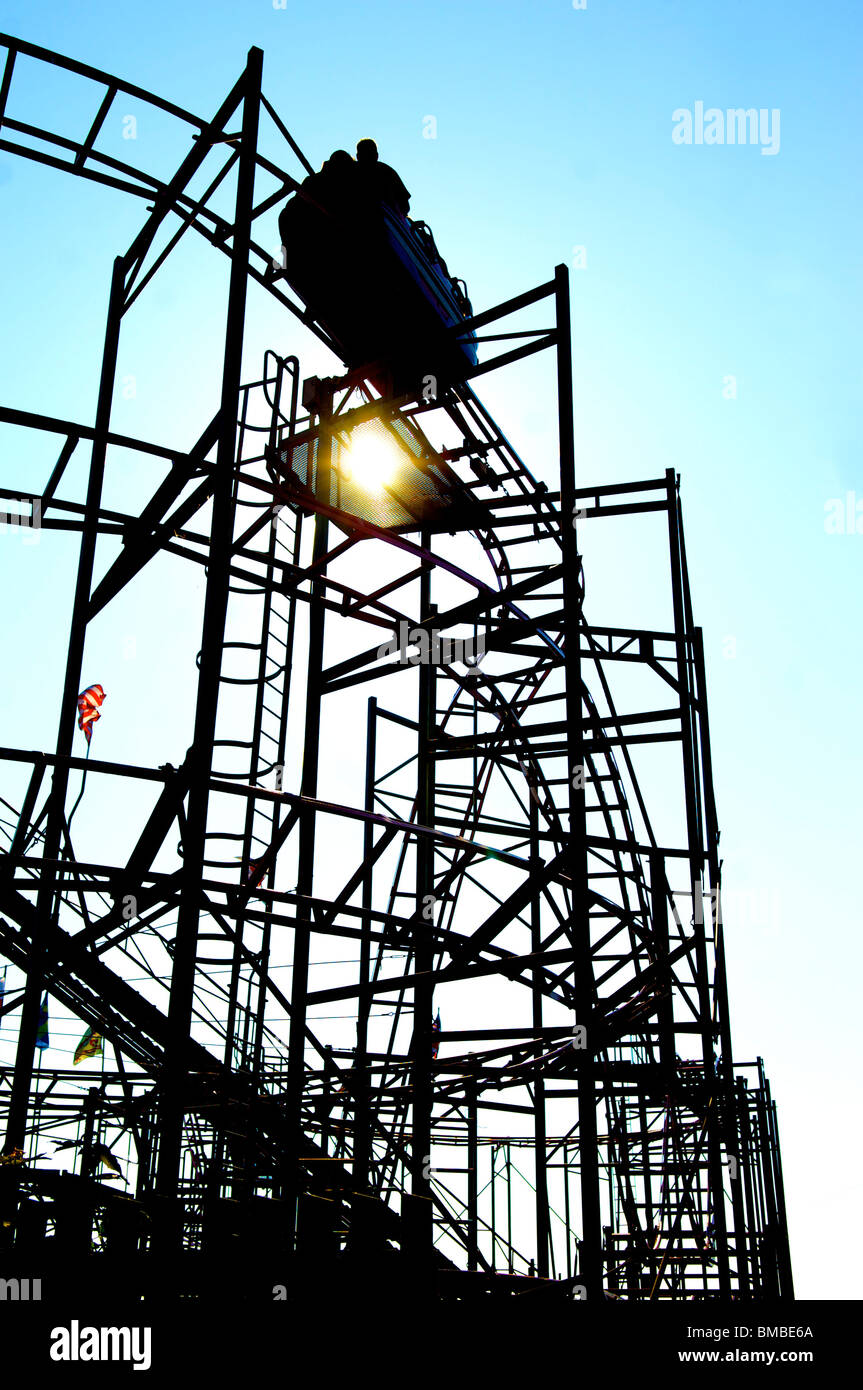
[1, 0, 861, 1298]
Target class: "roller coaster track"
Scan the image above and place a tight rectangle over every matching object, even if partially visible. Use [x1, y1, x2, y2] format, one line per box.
[0, 31, 793, 1301]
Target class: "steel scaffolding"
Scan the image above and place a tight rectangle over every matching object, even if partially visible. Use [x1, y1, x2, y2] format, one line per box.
[0, 34, 793, 1302]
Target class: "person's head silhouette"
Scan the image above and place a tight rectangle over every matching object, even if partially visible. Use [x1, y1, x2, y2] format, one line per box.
[356, 138, 379, 164]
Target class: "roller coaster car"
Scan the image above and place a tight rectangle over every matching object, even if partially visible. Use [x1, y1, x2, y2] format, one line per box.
[278, 188, 478, 396]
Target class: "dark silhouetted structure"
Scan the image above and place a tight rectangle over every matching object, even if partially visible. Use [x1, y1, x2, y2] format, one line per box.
[0, 32, 793, 1307]
[278, 139, 474, 396]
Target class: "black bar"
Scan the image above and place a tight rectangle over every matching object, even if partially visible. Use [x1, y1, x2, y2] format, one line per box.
[155, 47, 263, 1229]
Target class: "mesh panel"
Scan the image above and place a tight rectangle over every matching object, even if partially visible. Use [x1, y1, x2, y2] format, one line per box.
[278, 416, 460, 530]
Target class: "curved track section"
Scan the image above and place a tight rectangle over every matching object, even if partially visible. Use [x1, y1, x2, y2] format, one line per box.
[0, 35, 793, 1302]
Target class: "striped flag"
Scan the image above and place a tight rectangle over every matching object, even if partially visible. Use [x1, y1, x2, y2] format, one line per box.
[76, 684, 106, 745]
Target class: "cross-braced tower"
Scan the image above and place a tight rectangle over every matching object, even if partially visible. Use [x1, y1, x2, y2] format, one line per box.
[0, 34, 792, 1302]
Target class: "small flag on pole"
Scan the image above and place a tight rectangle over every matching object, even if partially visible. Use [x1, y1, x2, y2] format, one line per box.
[73, 1026, 103, 1066]
[69, 685, 106, 829]
[76, 684, 106, 746]
[36, 993, 49, 1050]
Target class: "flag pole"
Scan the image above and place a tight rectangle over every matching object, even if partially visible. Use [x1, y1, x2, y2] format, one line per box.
[67, 739, 91, 829]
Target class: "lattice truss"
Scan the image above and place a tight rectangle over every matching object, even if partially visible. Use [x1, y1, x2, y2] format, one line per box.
[0, 31, 791, 1300]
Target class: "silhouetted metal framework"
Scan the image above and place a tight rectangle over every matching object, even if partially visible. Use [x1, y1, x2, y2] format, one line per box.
[0, 34, 793, 1302]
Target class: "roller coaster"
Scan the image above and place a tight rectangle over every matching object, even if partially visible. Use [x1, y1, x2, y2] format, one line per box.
[0, 34, 793, 1302]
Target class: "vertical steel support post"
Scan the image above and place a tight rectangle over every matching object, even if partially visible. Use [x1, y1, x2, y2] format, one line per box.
[530, 786, 550, 1276]
[467, 1067, 478, 1271]
[155, 47, 263, 1226]
[490, 1144, 497, 1271]
[665, 470, 730, 1297]
[691, 625, 749, 1294]
[555, 263, 602, 1295]
[650, 852, 675, 1073]
[563, 1143, 572, 1280]
[406, 560, 435, 1276]
[737, 1079, 760, 1291]
[756, 1061, 793, 1298]
[765, 1084, 794, 1298]
[1, 253, 127, 1247]
[351, 695, 377, 1246]
[286, 382, 333, 1251]
[506, 1142, 513, 1270]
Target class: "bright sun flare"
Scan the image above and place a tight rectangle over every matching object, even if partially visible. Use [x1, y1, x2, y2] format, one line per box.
[341, 433, 399, 492]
